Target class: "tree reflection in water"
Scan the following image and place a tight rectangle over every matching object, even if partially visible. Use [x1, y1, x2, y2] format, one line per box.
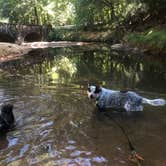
[0, 45, 166, 93]
[0, 45, 166, 166]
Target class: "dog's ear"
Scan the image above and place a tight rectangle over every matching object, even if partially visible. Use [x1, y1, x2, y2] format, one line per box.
[95, 85, 101, 93]
[88, 82, 93, 87]
[87, 83, 91, 92]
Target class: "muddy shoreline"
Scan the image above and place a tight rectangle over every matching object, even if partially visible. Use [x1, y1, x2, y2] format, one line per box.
[0, 41, 160, 63]
[0, 42, 31, 62]
[0, 42, 91, 63]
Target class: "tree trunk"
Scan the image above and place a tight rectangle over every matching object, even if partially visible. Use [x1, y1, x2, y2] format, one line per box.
[34, 0, 39, 25]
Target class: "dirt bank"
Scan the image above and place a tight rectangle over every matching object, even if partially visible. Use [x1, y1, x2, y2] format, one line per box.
[0, 41, 90, 63]
[0, 42, 32, 62]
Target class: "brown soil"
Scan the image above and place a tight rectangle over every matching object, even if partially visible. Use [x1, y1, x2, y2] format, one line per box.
[0, 41, 90, 63]
[0, 42, 32, 63]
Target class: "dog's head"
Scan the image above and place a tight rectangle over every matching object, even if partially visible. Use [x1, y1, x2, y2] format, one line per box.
[87, 85, 102, 99]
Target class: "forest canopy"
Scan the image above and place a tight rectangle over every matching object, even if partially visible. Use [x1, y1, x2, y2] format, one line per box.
[0, 0, 165, 27]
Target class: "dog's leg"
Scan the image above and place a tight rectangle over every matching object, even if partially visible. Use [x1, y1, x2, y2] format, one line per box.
[124, 102, 131, 111]
[96, 97, 107, 111]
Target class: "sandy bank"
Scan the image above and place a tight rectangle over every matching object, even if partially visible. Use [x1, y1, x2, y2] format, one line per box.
[0, 41, 90, 63]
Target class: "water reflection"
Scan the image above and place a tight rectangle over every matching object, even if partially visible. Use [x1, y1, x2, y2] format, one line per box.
[1, 46, 166, 93]
[0, 44, 166, 166]
[48, 56, 77, 84]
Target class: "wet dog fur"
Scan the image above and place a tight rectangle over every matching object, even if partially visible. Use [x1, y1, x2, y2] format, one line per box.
[87, 85, 166, 111]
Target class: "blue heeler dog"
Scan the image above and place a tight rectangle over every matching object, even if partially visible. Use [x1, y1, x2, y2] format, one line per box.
[87, 85, 166, 111]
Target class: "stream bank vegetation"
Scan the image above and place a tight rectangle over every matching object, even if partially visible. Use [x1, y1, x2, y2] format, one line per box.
[0, 0, 165, 54]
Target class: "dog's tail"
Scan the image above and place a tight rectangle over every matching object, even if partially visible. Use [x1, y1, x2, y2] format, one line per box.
[142, 98, 166, 106]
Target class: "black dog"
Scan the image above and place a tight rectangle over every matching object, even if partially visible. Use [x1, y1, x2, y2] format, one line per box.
[0, 104, 15, 131]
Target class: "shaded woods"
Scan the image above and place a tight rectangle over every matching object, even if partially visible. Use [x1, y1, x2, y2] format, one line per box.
[0, 1, 165, 62]
[0, 0, 165, 28]
[0, 0, 165, 48]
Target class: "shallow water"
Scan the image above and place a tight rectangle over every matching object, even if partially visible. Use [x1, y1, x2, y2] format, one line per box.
[0, 44, 166, 166]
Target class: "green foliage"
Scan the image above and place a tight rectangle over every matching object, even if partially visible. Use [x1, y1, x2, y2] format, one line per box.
[74, 0, 107, 28]
[48, 26, 78, 41]
[48, 26, 117, 42]
[0, 0, 165, 44]
[140, 0, 166, 14]
[0, 0, 165, 27]
[0, 0, 75, 25]
[125, 28, 166, 50]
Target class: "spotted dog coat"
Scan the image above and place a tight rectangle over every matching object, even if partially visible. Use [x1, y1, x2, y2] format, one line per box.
[88, 85, 166, 111]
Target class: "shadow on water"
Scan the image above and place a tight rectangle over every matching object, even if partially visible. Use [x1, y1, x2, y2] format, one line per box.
[0, 44, 166, 165]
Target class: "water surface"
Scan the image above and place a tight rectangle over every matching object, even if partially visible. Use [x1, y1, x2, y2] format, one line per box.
[0, 44, 166, 166]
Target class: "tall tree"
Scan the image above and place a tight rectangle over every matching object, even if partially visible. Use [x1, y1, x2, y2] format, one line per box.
[34, 0, 39, 24]
[0, 0, 75, 25]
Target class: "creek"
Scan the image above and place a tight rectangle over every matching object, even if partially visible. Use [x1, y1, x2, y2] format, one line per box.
[0, 44, 166, 166]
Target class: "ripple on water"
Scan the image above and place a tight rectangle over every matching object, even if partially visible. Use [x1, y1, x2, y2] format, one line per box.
[19, 144, 30, 157]
[40, 121, 54, 128]
[7, 137, 19, 147]
[65, 145, 76, 151]
[1, 144, 30, 164]
[1, 46, 166, 166]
